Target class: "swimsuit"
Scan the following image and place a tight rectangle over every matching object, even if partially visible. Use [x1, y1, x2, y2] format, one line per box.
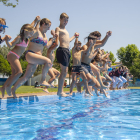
[71, 66, 83, 75]
[7, 40, 28, 59]
[81, 62, 94, 76]
[7, 51, 20, 59]
[30, 37, 47, 46]
[56, 47, 71, 67]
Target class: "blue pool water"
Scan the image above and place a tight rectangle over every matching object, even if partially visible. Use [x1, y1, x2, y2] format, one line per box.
[0, 89, 140, 140]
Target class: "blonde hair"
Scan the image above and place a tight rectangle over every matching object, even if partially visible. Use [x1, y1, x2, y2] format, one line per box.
[20, 24, 34, 43]
[40, 18, 51, 26]
[60, 13, 69, 19]
[0, 18, 6, 33]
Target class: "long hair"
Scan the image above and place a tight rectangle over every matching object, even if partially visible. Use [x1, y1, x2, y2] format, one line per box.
[19, 24, 34, 43]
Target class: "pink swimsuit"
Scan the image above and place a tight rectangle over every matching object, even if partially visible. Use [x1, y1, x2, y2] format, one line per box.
[7, 40, 28, 59]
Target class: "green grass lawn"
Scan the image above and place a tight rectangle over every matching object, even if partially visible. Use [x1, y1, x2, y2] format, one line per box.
[128, 87, 140, 89]
[0, 86, 140, 95]
[0, 86, 77, 94]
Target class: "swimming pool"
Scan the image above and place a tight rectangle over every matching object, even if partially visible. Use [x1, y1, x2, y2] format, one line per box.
[0, 89, 140, 140]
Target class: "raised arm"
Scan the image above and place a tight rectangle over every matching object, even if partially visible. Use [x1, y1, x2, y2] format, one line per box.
[35, 20, 40, 30]
[0, 35, 11, 44]
[31, 16, 41, 27]
[72, 35, 79, 51]
[94, 31, 112, 49]
[48, 33, 59, 52]
[70, 32, 79, 42]
[102, 53, 109, 59]
[5, 35, 20, 48]
[45, 30, 56, 49]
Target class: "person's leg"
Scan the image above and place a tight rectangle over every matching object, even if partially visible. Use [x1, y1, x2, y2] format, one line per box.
[43, 68, 60, 93]
[50, 68, 60, 86]
[0, 65, 15, 97]
[76, 72, 92, 93]
[26, 52, 52, 86]
[57, 64, 68, 97]
[117, 78, 123, 89]
[80, 72, 93, 96]
[5, 55, 23, 95]
[90, 63, 107, 89]
[12, 64, 38, 98]
[70, 73, 77, 95]
[112, 76, 118, 89]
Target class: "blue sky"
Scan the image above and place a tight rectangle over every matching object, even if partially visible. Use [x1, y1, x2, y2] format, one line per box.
[1, 0, 140, 61]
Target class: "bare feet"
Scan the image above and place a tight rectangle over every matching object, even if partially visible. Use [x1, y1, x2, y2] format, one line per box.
[5, 86, 12, 96]
[40, 81, 50, 87]
[0, 87, 5, 98]
[86, 91, 93, 96]
[58, 92, 69, 97]
[43, 88, 49, 93]
[11, 88, 17, 99]
[102, 89, 108, 97]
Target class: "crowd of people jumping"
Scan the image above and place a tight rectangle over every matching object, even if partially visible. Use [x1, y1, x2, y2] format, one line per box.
[0, 13, 133, 99]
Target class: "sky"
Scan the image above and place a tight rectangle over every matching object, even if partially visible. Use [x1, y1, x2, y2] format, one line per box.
[1, 0, 140, 61]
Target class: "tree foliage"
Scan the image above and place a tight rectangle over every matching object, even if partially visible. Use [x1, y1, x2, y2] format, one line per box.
[0, 0, 18, 7]
[0, 54, 11, 76]
[117, 44, 140, 79]
[108, 51, 116, 63]
[130, 55, 140, 79]
[0, 44, 11, 59]
[117, 44, 140, 69]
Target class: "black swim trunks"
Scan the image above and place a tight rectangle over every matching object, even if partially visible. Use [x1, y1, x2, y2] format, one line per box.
[81, 62, 94, 76]
[71, 66, 83, 75]
[56, 47, 71, 67]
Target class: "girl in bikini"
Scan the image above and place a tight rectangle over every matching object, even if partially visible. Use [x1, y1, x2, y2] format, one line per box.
[11, 18, 57, 98]
[0, 16, 40, 98]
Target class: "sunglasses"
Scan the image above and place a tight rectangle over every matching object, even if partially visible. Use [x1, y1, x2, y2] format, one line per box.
[0, 24, 8, 29]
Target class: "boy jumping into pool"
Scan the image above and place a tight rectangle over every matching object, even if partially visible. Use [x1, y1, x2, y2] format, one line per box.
[70, 36, 93, 96]
[55, 13, 79, 97]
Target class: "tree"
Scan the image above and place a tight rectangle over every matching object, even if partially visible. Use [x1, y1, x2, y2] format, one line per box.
[117, 44, 140, 69]
[108, 51, 116, 63]
[130, 55, 140, 79]
[0, 44, 11, 59]
[0, 0, 18, 7]
[0, 54, 11, 76]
